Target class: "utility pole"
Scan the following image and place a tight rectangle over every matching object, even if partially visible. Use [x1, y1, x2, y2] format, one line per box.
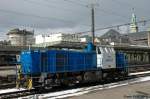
[148, 28, 150, 46]
[90, 0, 97, 44]
[91, 4, 95, 44]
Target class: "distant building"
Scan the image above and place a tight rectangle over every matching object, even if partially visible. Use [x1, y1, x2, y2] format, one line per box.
[100, 29, 122, 45]
[35, 33, 81, 47]
[100, 29, 131, 45]
[130, 12, 138, 33]
[0, 40, 10, 45]
[100, 11, 150, 46]
[123, 31, 148, 45]
[7, 28, 35, 46]
[80, 35, 91, 43]
[80, 35, 101, 43]
[100, 29, 149, 46]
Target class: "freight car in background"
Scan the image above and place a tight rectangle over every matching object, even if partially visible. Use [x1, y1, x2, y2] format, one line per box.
[114, 45, 150, 72]
[0, 54, 17, 83]
[16, 43, 127, 89]
[0, 54, 17, 66]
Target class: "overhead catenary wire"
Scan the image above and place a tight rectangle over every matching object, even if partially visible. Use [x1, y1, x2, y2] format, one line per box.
[2, 0, 133, 28]
[63, 0, 127, 35]
[63, 0, 132, 34]
[24, 0, 88, 13]
[37, 0, 130, 29]
[0, 8, 72, 23]
[111, 0, 149, 13]
[0, 8, 92, 28]
[22, 0, 91, 27]
[64, 0, 130, 21]
[63, 0, 88, 7]
[0, 0, 149, 37]
[73, 19, 150, 35]
[96, 7, 129, 20]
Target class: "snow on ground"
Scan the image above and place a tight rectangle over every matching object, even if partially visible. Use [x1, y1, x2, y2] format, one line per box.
[40, 76, 150, 99]
[138, 76, 150, 82]
[0, 88, 25, 94]
[40, 88, 84, 97]
[11, 76, 150, 99]
[129, 71, 150, 76]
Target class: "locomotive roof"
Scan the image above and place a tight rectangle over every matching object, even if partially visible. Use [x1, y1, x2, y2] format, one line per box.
[114, 45, 150, 51]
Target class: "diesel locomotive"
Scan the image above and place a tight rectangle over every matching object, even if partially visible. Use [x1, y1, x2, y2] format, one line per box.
[16, 43, 127, 89]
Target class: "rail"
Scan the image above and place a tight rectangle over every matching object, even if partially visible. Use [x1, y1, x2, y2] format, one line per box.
[1, 70, 150, 98]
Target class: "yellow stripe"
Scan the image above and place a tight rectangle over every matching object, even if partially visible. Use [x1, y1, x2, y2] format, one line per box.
[16, 65, 21, 88]
[16, 81, 20, 88]
[28, 79, 32, 90]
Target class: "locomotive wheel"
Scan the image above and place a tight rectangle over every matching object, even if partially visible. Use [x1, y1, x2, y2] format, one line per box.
[83, 72, 95, 83]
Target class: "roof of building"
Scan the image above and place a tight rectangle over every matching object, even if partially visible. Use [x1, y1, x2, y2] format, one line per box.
[99, 29, 149, 45]
[100, 29, 148, 40]
[100, 29, 121, 39]
[122, 31, 148, 40]
[7, 28, 34, 35]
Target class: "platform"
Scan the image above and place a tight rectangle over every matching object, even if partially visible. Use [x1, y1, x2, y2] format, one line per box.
[70, 80, 150, 99]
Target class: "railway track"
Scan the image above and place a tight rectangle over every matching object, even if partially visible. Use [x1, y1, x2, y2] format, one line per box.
[0, 89, 36, 99]
[0, 83, 15, 90]
[0, 71, 150, 99]
[20, 74, 150, 99]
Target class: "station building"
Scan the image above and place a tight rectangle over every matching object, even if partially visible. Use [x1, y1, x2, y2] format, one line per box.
[35, 33, 83, 47]
[7, 28, 35, 46]
[100, 12, 150, 46]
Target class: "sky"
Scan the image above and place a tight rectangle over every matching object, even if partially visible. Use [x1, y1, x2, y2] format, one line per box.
[0, 0, 150, 40]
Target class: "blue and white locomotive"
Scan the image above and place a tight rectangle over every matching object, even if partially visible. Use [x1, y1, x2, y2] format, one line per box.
[16, 43, 127, 89]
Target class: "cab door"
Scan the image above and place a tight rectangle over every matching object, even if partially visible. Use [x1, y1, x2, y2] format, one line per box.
[96, 47, 102, 68]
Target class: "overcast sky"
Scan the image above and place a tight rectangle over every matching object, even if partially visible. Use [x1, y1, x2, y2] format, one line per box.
[0, 0, 150, 40]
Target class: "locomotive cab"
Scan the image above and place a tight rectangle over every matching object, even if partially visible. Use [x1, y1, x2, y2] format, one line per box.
[96, 46, 116, 71]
